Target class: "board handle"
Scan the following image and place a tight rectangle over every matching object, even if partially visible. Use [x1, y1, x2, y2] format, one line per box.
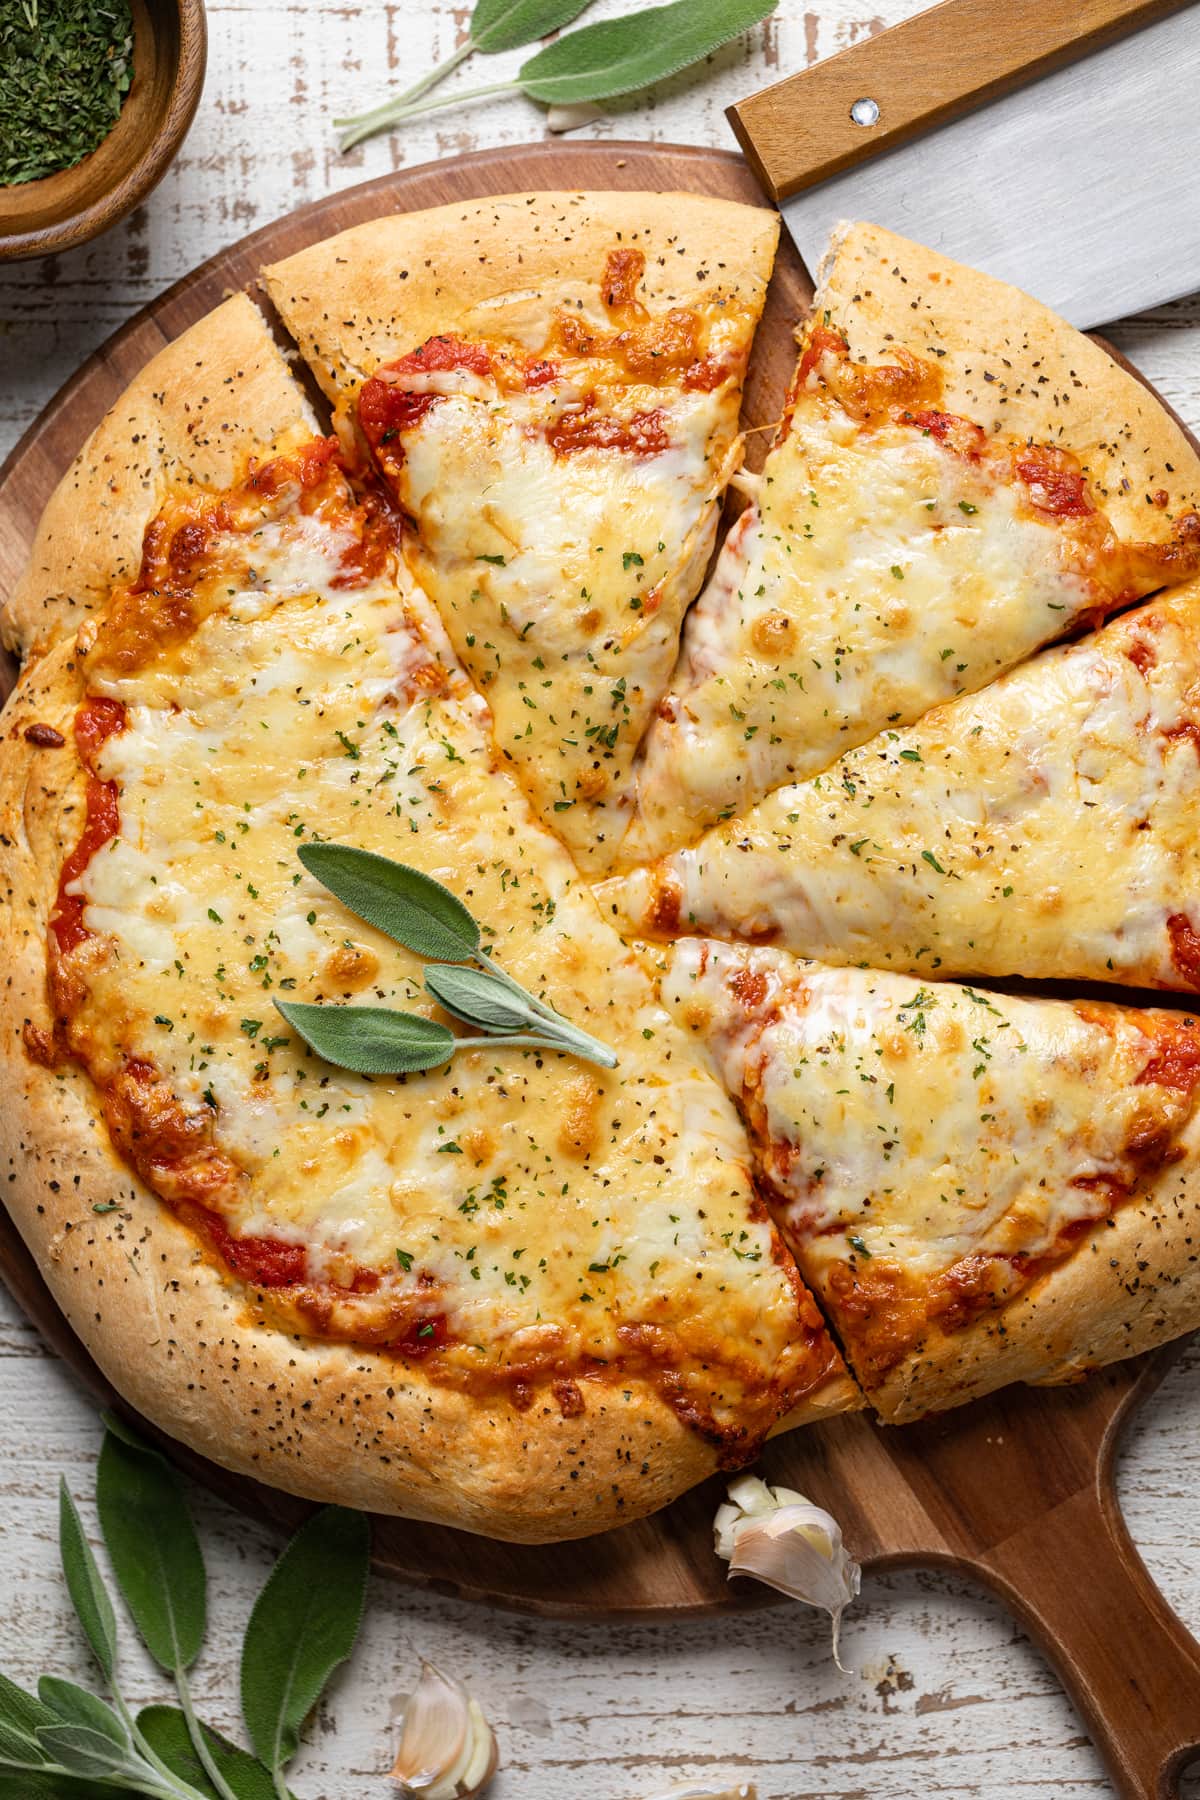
[727, 0, 1184, 202]
[978, 1481, 1200, 1798]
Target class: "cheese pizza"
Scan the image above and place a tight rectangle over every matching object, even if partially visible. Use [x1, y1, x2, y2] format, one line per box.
[622, 221, 1200, 862]
[663, 939, 1200, 1419]
[4, 196, 1200, 1543]
[605, 581, 1200, 991]
[262, 192, 778, 873]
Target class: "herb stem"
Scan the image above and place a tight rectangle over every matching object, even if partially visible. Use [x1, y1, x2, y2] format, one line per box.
[472, 951, 618, 1067]
[111, 1686, 211, 1800]
[449, 1029, 613, 1068]
[331, 37, 474, 145]
[175, 1667, 243, 1800]
[335, 78, 520, 149]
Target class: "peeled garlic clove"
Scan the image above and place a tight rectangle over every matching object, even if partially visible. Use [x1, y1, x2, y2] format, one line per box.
[391, 1660, 498, 1799]
[714, 1478, 861, 1671]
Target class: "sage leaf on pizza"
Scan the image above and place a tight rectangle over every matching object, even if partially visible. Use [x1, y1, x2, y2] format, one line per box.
[5, 193, 1200, 1543]
[286, 843, 619, 1067]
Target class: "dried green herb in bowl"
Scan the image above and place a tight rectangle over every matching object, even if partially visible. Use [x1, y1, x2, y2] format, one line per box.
[0, 0, 135, 188]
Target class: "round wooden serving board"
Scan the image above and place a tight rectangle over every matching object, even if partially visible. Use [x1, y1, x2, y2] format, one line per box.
[1, 140, 1199, 1798]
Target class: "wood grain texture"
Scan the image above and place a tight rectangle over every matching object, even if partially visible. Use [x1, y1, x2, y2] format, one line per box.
[726, 0, 1185, 199]
[1, 5, 1200, 1797]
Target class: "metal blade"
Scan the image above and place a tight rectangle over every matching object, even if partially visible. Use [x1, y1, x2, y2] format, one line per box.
[780, 2, 1200, 327]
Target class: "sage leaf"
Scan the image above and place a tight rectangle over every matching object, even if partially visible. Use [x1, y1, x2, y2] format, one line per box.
[471, 0, 593, 53]
[298, 844, 478, 963]
[240, 1507, 369, 1778]
[0, 1669, 56, 1762]
[519, 0, 778, 103]
[276, 1001, 456, 1074]
[424, 963, 538, 1034]
[0, 1717, 51, 1766]
[0, 1775, 128, 1800]
[37, 1682, 126, 1750]
[96, 1424, 206, 1675]
[137, 1707, 283, 1800]
[34, 1725, 131, 1783]
[57, 1483, 117, 1681]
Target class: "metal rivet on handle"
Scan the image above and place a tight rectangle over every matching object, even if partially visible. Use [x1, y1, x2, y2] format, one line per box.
[850, 96, 880, 127]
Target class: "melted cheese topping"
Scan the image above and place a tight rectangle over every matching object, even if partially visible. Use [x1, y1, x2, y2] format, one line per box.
[624, 372, 1156, 864]
[358, 290, 755, 875]
[609, 586, 1200, 991]
[57, 473, 830, 1435]
[665, 940, 1200, 1369]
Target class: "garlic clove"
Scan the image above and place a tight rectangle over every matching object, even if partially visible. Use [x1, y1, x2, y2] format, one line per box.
[639, 1786, 757, 1799]
[545, 100, 606, 133]
[714, 1478, 861, 1671]
[391, 1660, 498, 1799]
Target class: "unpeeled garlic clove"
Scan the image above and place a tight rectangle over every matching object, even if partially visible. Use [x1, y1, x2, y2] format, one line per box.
[713, 1473, 861, 1671]
[545, 100, 606, 133]
[639, 1786, 756, 1799]
[390, 1660, 498, 1799]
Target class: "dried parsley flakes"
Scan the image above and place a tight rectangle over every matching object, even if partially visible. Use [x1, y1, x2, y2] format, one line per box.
[0, 0, 135, 188]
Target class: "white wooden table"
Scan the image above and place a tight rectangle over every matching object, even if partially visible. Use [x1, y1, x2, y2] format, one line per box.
[3, 4, 1200, 1796]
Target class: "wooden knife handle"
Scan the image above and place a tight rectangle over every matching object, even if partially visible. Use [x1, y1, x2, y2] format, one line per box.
[976, 1482, 1200, 1799]
[727, 0, 1186, 202]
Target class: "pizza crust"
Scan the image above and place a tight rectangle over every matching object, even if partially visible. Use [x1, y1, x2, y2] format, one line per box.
[817, 221, 1200, 542]
[871, 1169, 1200, 1424]
[262, 189, 779, 403]
[4, 201, 1200, 1536]
[0, 642, 855, 1540]
[2, 294, 318, 662]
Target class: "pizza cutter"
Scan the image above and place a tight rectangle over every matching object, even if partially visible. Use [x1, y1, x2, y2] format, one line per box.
[727, 0, 1200, 327]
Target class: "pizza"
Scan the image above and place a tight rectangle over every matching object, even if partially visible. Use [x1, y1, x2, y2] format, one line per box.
[3, 193, 1200, 1544]
[605, 580, 1200, 990]
[620, 221, 1200, 863]
[261, 192, 778, 873]
[662, 939, 1200, 1419]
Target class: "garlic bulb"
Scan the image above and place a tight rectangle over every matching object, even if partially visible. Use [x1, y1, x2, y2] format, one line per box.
[390, 1661, 498, 1799]
[713, 1473, 861, 1670]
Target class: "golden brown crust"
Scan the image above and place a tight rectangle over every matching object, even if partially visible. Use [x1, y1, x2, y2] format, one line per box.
[2, 295, 317, 661]
[262, 189, 779, 401]
[7, 203, 1200, 1535]
[816, 220, 1200, 544]
[871, 1168, 1200, 1424]
[0, 643, 854, 1538]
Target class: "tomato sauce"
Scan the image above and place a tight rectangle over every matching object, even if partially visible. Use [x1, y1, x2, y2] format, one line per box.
[1014, 448, 1094, 518]
[50, 699, 128, 954]
[797, 323, 850, 386]
[546, 404, 670, 458]
[198, 1206, 309, 1287]
[359, 334, 495, 456]
[1168, 913, 1200, 989]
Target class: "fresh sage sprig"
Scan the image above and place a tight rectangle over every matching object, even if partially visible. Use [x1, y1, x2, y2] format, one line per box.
[0, 1419, 369, 1800]
[276, 843, 618, 1075]
[335, 0, 595, 149]
[335, 0, 778, 150]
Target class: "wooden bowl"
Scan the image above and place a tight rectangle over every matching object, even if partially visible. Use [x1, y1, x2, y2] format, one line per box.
[0, 0, 207, 262]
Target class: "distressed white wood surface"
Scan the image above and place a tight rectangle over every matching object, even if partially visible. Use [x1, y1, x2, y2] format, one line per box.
[3, 3, 1200, 1796]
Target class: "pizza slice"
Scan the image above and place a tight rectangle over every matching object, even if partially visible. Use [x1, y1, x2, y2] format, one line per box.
[3, 294, 321, 662]
[0, 301, 854, 1542]
[663, 938, 1200, 1419]
[606, 580, 1200, 993]
[622, 220, 1200, 864]
[262, 191, 778, 872]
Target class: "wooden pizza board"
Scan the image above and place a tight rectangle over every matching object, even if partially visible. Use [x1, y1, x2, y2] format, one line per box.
[1, 139, 1198, 1799]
